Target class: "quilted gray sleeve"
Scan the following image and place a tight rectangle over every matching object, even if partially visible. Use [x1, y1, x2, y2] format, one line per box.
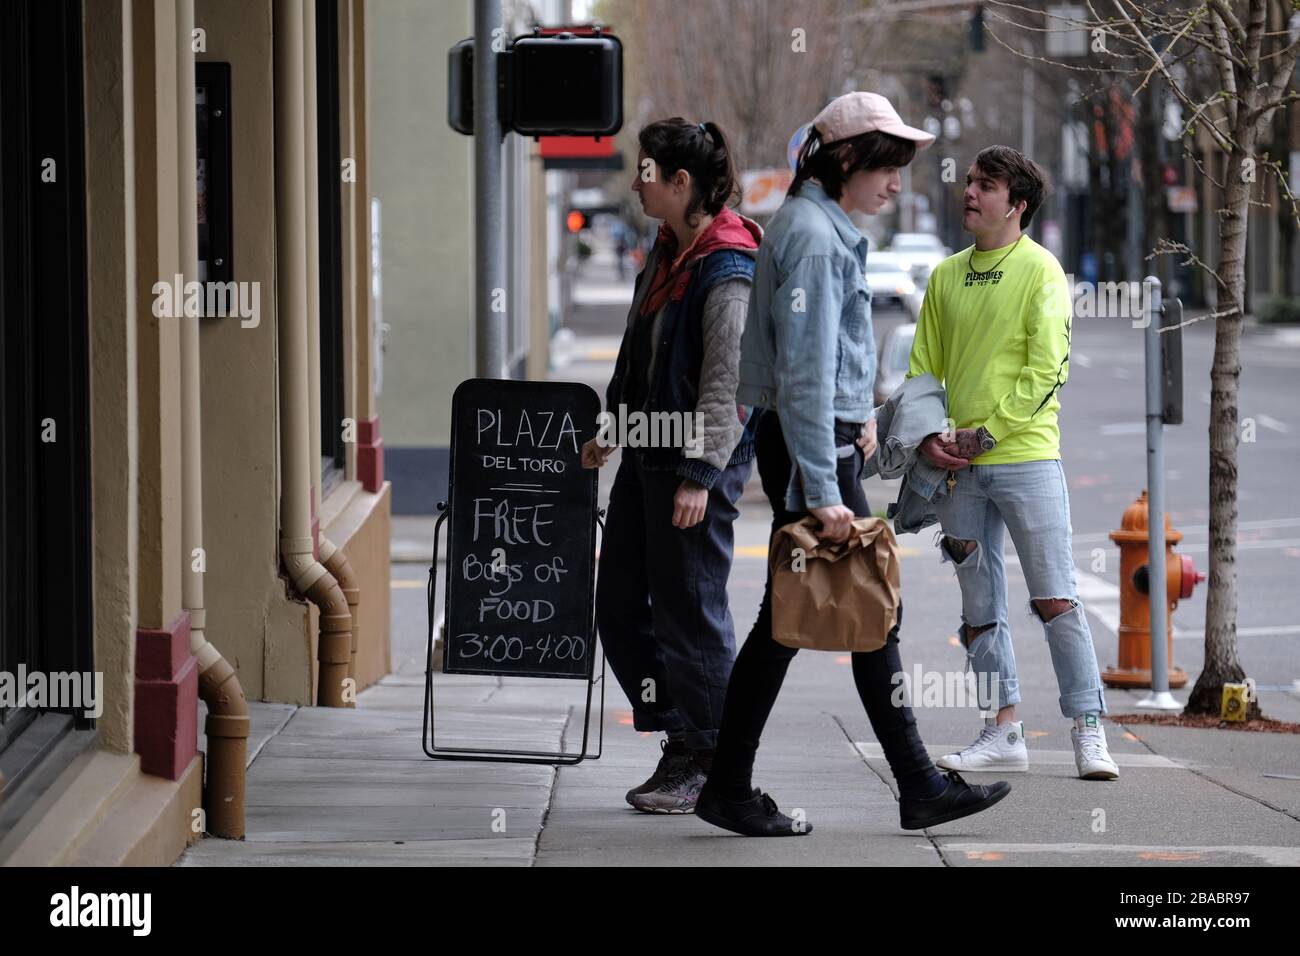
[680, 278, 750, 485]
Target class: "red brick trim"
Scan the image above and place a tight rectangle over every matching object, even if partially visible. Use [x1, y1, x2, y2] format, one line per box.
[135, 612, 199, 781]
[356, 415, 384, 492]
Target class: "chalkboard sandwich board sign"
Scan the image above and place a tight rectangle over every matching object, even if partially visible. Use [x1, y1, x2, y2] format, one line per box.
[442, 378, 600, 679]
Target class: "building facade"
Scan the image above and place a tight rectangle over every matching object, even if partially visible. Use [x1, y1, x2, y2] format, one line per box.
[0, 0, 390, 865]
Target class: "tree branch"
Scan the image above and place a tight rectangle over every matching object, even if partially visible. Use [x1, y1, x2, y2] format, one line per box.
[1133, 6, 1200, 94]
[1186, 145, 1226, 190]
[1261, 154, 1300, 232]
[1110, 0, 1236, 153]
[1211, 8, 1241, 128]
[1257, 33, 1300, 134]
[1206, 0, 1247, 52]
[1251, 89, 1300, 125]
[1150, 238, 1234, 303]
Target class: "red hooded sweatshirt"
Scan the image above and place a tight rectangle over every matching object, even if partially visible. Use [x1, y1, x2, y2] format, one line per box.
[638, 206, 763, 316]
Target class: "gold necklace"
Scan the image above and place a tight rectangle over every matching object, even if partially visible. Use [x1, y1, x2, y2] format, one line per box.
[967, 235, 1023, 277]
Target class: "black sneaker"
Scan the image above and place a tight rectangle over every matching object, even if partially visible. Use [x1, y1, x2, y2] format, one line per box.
[899, 769, 1011, 830]
[695, 783, 812, 837]
[624, 738, 691, 806]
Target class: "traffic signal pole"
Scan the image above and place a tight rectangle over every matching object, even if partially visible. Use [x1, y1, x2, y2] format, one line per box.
[474, 0, 506, 378]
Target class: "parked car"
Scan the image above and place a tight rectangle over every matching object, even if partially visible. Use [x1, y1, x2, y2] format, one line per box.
[872, 321, 917, 407]
[864, 252, 918, 314]
[888, 231, 950, 285]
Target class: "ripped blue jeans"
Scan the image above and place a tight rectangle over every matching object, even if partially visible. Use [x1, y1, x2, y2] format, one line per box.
[933, 459, 1107, 719]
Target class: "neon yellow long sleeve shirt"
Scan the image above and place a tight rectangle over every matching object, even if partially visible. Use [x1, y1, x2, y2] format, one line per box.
[906, 235, 1072, 464]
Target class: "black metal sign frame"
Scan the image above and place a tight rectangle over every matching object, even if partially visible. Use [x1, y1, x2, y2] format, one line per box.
[422, 377, 605, 764]
[422, 503, 605, 765]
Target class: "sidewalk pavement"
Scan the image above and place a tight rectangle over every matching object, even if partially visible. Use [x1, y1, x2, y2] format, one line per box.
[180, 502, 1300, 867]
[179, 249, 1299, 867]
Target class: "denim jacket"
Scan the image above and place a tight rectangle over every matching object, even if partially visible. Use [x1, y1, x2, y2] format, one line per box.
[861, 373, 950, 534]
[606, 247, 761, 485]
[737, 181, 876, 510]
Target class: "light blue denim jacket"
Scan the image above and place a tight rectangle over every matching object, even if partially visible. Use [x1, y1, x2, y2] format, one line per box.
[737, 181, 876, 510]
[861, 373, 950, 534]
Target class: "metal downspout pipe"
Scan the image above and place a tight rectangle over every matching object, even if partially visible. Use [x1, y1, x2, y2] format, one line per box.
[304, 0, 362, 703]
[177, 0, 249, 838]
[275, 0, 352, 707]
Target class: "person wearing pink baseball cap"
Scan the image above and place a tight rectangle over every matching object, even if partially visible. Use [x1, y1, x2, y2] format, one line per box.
[695, 92, 1012, 838]
[806, 90, 937, 153]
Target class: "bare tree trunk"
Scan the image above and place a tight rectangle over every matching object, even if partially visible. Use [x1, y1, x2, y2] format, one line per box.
[1186, 152, 1261, 718]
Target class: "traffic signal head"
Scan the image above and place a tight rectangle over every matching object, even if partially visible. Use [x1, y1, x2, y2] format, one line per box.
[511, 33, 623, 137]
[447, 31, 623, 138]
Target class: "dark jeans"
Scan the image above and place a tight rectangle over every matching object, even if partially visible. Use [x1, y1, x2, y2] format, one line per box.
[596, 453, 752, 750]
[709, 412, 939, 797]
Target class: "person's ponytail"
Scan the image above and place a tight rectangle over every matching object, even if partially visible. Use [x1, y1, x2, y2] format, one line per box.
[787, 126, 825, 199]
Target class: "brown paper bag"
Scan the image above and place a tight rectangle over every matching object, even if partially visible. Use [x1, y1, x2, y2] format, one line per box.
[769, 516, 901, 652]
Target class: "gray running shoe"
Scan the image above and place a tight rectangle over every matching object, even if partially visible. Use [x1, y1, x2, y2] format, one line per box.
[624, 739, 691, 806]
[628, 759, 707, 814]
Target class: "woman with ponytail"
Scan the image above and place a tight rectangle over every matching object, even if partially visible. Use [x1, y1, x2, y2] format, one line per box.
[580, 118, 763, 814]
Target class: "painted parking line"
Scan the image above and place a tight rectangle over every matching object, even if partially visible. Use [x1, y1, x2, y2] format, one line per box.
[1099, 422, 1146, 436]
[1174, 625, 1300, 641]
[854, 741, 1181, 769]
[1072, 569, 1123, 637]
[1070, 516, 1300, 544]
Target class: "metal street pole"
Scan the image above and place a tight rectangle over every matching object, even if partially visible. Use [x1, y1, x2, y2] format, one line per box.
[1138, 276, 1180, 709]
[475, 0, 506, 379]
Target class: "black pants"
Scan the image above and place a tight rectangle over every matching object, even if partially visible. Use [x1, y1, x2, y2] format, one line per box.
[709, 412, 939, 798]
[596, 454, 751, 750]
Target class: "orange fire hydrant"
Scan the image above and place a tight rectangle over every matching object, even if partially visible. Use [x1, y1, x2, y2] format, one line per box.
[1103, 490, 1205, 688]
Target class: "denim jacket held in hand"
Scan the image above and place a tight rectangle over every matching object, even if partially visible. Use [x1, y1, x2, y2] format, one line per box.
[736, 181, 876, 511]
[861, 372, 950, 534]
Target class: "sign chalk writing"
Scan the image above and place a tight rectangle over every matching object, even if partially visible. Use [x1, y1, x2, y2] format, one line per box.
[443, 379, 599, 679]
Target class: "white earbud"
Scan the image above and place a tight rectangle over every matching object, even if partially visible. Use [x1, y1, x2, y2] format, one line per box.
[1004, 208, 1017, 219]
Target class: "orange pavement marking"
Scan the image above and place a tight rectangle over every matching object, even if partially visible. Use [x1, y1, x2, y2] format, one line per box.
[735, 545, 920, 558]
[1138, 851, 1203, 862]
[965, 850, 1005, 861]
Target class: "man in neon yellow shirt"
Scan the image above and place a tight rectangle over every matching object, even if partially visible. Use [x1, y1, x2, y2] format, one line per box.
[907, 145, 1118, 780]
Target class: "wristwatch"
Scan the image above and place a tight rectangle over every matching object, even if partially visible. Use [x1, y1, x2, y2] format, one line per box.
[976, 426, 998, 452]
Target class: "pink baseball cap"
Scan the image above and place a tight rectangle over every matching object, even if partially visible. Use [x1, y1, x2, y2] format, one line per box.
[812, 92, 936, 148]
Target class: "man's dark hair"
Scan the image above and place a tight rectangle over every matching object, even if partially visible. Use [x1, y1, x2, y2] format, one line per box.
[639, 118, 739, 226]
[973, 144, 1049, 228]
[787, 128, 918, 200]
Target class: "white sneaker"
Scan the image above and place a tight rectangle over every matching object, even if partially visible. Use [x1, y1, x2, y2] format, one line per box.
[936, 720, 1029, 772]
[1072, 714, 1120, 780]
